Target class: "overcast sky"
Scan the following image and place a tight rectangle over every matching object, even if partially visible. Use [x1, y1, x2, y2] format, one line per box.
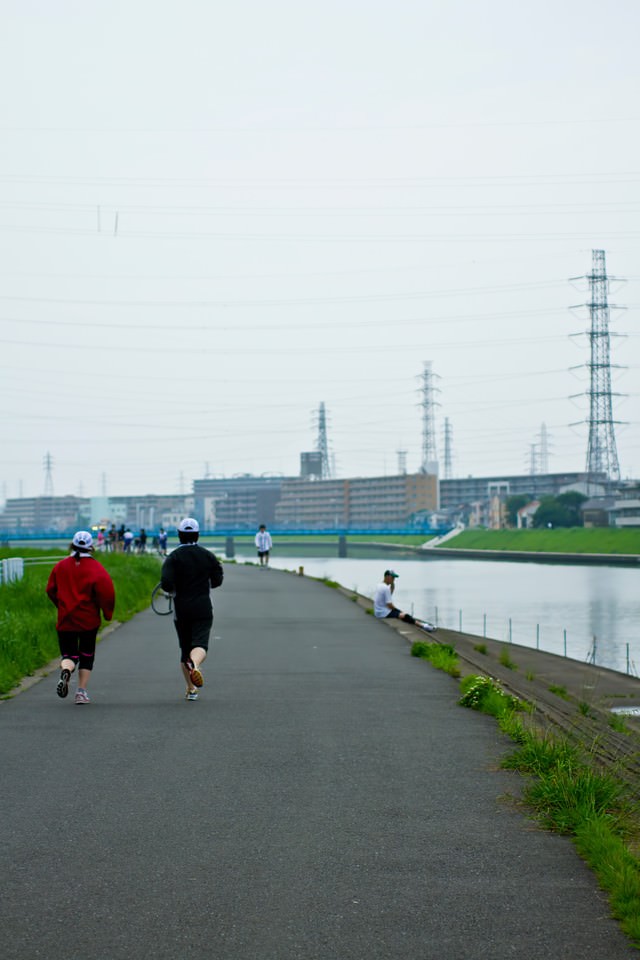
[1, 0, 639, 500]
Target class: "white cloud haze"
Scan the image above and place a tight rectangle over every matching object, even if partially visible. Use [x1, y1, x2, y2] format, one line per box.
[1, 0, 639, 498]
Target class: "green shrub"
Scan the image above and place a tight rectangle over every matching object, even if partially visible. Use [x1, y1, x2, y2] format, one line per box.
[458, 674, 522, 718]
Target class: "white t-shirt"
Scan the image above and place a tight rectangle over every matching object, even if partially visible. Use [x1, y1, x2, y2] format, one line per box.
[373, 581, 393, 618]
[255, 530, 272, 551]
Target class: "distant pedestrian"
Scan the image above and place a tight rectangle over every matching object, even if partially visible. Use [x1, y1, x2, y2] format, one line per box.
[107, 525, 117, 552]
[46, 531, 115, 705]
[373, 570, 435, 631]
[157, 527, 168, 557]
[96, 528, 105, 552]
[255, 524, 273, 567]
[138, 528, 147, 554]
[160, 518, 224, 701]
[123, 528, 134, 552]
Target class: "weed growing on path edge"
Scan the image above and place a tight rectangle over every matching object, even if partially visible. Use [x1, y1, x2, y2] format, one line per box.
[458, 674, 523, 718]
[411, 640, 460, 678]
[498, 649, 517, 670]
[494, 709, 640, 947]
[407, 632, 640, 947]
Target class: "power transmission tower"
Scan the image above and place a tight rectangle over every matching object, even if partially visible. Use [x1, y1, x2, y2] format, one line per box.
[396, 449, 408, 475]
[570, 249, 624, 487]
[537, 422, 550, 474]
[442, 417, 453, 479]
[43, 452, 54, 497]
[419, 361, 440, 473]
[314, 402, 332, 479]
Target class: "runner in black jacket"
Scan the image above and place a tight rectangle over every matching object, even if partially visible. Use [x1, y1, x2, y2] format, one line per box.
[160, 518, 223, 701]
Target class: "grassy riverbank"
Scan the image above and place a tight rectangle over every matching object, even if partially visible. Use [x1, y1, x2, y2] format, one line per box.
[438, 528, 640, 554]
[228, 529, 639, 554]
[0, 551, 161, 696]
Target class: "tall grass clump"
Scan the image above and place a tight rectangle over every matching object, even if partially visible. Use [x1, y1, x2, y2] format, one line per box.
[411, 640, 460, 677]
[500, 722, 640, 945]
[458, 674, 523, 719]
[0, 552, 161, 695]
[0, 568, 60, 693]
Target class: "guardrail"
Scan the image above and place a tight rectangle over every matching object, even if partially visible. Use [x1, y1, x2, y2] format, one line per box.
[0, 558, 24, 585]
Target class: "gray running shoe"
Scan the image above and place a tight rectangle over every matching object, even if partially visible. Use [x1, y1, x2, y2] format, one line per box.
[56, 669, 71, 699]
[74, 689, 91, 704]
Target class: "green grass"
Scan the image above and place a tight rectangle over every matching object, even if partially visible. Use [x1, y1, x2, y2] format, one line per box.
[440, 527, 640, 555]
[501, 728, 640, 945]
[499, 649, 517, 670]
[411, 640, 460, 677]
[0, 552, 161, 696]
[458, 674, 523, 717]
[463, 687, 640, 947]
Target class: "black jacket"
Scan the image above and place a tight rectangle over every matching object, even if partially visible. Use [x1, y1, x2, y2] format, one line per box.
[160, 545, 223, 620]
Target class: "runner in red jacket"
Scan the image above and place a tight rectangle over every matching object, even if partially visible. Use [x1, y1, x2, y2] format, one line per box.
[46, 530, 115, 704]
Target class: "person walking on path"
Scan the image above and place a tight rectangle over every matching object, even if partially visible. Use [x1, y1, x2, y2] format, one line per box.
[255, 524, 273, 567]
[160, 517, 224, 701]
[46, 530, 116, 704]
[157, 527, 168, 557]
[373, 569, 435, 631]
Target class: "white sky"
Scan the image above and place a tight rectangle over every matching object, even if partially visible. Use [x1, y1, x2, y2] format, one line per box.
[1, 0, 639, 499]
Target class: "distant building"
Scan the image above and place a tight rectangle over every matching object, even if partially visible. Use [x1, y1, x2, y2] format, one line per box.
[609, 483, 640, 528]
[440, 472, 606, 518]
[581, 497, 616, 528]
[0, 496, 87, 534]
[0, 493, 191, 537]
[516, 501, 540, 529]
[274, 472, 438, 530]
[192, 476, 289, 531]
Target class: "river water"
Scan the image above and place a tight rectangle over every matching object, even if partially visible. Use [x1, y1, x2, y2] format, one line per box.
[234, 551, 639, 675]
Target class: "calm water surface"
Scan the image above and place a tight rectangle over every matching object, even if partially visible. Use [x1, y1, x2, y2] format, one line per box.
[236, 552, 639, 674]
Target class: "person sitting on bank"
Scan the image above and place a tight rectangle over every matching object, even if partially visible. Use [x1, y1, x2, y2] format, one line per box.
[373, 570, 435, 631]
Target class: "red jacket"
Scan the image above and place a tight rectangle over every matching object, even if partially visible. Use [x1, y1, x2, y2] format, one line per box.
[46, 555, 115, 631]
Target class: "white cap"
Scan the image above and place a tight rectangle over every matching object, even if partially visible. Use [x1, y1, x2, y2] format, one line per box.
[178, 517, 199, 533]
[72, 530, 93, 549]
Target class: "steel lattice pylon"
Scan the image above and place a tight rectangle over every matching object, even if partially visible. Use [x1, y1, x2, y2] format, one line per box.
[420, 361, 439, 472]
[315, 401, 332, 479]
[583, 250, 621, 483]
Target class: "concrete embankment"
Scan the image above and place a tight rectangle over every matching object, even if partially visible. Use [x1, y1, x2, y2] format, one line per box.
[425, 546, 640, 566]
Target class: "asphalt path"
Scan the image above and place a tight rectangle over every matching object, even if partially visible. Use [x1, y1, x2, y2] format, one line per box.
[1, 563, 635, 959]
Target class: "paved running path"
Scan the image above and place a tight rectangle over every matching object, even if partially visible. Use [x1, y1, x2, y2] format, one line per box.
[1, 564, 635, 959]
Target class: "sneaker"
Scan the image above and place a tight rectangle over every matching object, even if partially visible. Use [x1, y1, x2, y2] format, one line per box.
[74, 689, 91, 705]
[187, 661, 204, 688]
[56, 669, 71, 699]
[420, 621, 436, 632]
[185, 690, 199, 701]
